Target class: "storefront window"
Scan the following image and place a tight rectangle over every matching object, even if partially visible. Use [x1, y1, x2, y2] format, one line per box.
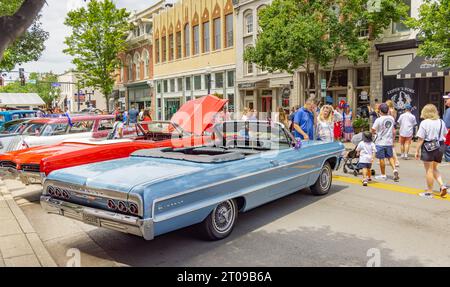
[227, 70, 234, 87]
[326, 70, 348, 87]
[177, 78, 183, 92]
[194, 75, 202, 90]
[185, 77, 191, 91]
[357, 67, 370, 87]
[170, 79, 175, 92]
[227, 93, 235, 112]
[215, 72, 223, 88]
[164, 98, 181, 120]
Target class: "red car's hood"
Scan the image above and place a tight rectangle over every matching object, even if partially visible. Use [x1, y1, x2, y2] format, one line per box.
[3, 142, 97, 165]
[170, 95, 227, 135]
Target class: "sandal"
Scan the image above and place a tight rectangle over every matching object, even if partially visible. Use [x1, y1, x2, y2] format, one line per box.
[440, 186, 448, 197]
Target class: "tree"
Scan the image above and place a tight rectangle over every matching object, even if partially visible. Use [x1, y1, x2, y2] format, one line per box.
[0, 16, 49, 71]
[244, 0, 408, 99]
[0, 72, 61, 107]
[63, 0, 131, 112]
[0, 0, 46, 61]
[406, 0, 450, 68]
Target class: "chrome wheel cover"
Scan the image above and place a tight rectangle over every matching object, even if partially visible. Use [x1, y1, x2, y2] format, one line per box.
[319, 166, 331, 191]
[212, 200, 235, 234]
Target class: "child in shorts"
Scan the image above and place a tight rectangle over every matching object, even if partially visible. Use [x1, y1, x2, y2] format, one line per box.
[356, 131, 376, 186]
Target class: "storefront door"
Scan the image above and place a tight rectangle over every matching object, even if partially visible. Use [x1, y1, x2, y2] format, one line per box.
[261, 96, 272, 113]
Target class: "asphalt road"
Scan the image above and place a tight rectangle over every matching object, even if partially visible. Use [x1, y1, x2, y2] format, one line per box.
[3, 158, 450, 267]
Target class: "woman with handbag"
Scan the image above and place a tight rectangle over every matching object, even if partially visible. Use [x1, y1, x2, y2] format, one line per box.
[414, 104, 448, 197]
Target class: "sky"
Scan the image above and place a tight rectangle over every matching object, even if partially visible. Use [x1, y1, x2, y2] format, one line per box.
[11, 0, 160, 79]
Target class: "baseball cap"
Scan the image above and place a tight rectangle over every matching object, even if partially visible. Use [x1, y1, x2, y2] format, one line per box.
[443, 93, 450, 99]
[379, 103, 389, 114]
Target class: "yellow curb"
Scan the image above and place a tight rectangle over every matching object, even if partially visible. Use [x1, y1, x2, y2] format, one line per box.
[333, 175, 450, 202]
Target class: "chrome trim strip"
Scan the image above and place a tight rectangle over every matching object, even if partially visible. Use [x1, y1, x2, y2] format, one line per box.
[153, 167, 322, 222]
[40, 195, 153, 240]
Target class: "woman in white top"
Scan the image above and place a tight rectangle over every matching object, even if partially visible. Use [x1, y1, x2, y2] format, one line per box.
[241, 107, 250, 121]
[316, 105, 335, 142]
[414, 104, 447, 197]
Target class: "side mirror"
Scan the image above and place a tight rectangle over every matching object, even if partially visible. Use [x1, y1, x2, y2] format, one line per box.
[294, 139, 302, 150]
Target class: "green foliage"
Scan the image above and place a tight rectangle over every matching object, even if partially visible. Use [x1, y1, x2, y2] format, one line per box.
[0, 0, 23, 16]
[0, 72, 61, 107]
[245, 0, 408, 74]
[405, 0, 450, 68]
[0, 17, 49, 71]
[352, 117, 370, 131]
[63, 0, 131, 111]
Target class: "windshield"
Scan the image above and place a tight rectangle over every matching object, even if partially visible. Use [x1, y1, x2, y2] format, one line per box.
[215, 121, 294, 150]
[0, 120, 27, 134]
[22, 123, 46, 136]
[41, 123, 69, 136]
[140, 121, 181, 134]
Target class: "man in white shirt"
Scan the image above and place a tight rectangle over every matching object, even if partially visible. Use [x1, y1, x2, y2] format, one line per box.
[372, 103, 399, 181]
[397, 104, 417, 159]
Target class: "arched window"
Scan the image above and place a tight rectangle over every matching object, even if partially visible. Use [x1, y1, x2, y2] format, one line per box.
[142, 49, 149, 78]
[244, 10, 253, 35]
[134, 53, 141, 80]
[126, 55, 132, 82]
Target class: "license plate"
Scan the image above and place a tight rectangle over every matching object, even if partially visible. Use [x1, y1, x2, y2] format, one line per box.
[82, 213, 100, 226]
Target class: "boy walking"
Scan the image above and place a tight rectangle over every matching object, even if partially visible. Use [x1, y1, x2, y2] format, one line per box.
[397, 104, 417, 159]
[372, 103, 399, 181]
[356, 131, 376, 186]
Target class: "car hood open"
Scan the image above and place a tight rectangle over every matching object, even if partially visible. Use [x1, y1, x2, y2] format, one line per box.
[170, 95, 227, 135]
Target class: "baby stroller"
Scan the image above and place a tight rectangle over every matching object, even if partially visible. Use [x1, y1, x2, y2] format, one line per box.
[342, 132, 376, 176]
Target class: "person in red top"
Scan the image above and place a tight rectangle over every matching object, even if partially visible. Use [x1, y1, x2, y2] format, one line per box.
[142, 109, 152, 121]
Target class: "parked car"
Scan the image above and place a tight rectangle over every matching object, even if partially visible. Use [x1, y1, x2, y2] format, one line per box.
[0, 118, 31, 134]
[40, 120, 344, 241]
[0, 110, 37, 128]
[0, 114, 136, 154]
[0, 95, 227, 184]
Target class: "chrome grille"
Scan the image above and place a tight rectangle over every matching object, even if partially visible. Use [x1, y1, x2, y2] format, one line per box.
[21, 164, 40, 172]
[0, 161, 16, 169]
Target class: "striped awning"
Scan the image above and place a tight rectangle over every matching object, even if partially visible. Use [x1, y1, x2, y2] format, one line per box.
[396, 56, 450, 79]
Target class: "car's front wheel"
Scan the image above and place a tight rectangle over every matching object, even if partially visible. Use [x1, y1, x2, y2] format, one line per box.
[310, 162, 332, 196]
[200, 199, 238, 241]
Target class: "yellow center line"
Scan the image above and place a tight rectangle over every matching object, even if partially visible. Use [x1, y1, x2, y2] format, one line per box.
[332, 175, 450, 202]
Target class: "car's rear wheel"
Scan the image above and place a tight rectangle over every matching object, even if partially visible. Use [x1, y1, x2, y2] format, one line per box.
[310, 162, 332, 196]
[200, 199, 237, 240]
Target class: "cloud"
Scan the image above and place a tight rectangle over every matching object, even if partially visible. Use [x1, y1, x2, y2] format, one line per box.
[18, 0, 160, 75]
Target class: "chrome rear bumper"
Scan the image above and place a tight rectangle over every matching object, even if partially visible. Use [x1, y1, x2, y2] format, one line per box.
[40, 195, 154, 240]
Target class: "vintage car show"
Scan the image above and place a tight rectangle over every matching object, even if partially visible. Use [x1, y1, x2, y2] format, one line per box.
[1, 0, 450, 272]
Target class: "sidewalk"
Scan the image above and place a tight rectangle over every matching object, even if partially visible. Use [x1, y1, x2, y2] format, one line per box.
[0, 179, 57, 267]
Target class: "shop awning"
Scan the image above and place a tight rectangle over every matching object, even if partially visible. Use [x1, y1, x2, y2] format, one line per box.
[0, 93, 45, 106]
[396, 56, 450, 79]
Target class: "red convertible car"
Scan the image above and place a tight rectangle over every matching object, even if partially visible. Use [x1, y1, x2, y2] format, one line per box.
[0, 95, 227, 184]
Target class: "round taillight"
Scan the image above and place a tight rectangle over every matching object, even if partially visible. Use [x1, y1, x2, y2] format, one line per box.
[107, 199, 117, 210]
[129, 203, 138, 215]
[118, 201, 128, 212]
[62, 190, 70, 199]
[48, 186, 55, 195]
[55, 188, 62, 198]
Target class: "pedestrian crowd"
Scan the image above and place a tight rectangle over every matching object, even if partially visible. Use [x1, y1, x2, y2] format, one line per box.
[241, 93, 449, 196]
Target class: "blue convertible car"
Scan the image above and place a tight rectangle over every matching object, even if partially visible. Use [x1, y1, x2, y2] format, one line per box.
[40, 121, 344, 241]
